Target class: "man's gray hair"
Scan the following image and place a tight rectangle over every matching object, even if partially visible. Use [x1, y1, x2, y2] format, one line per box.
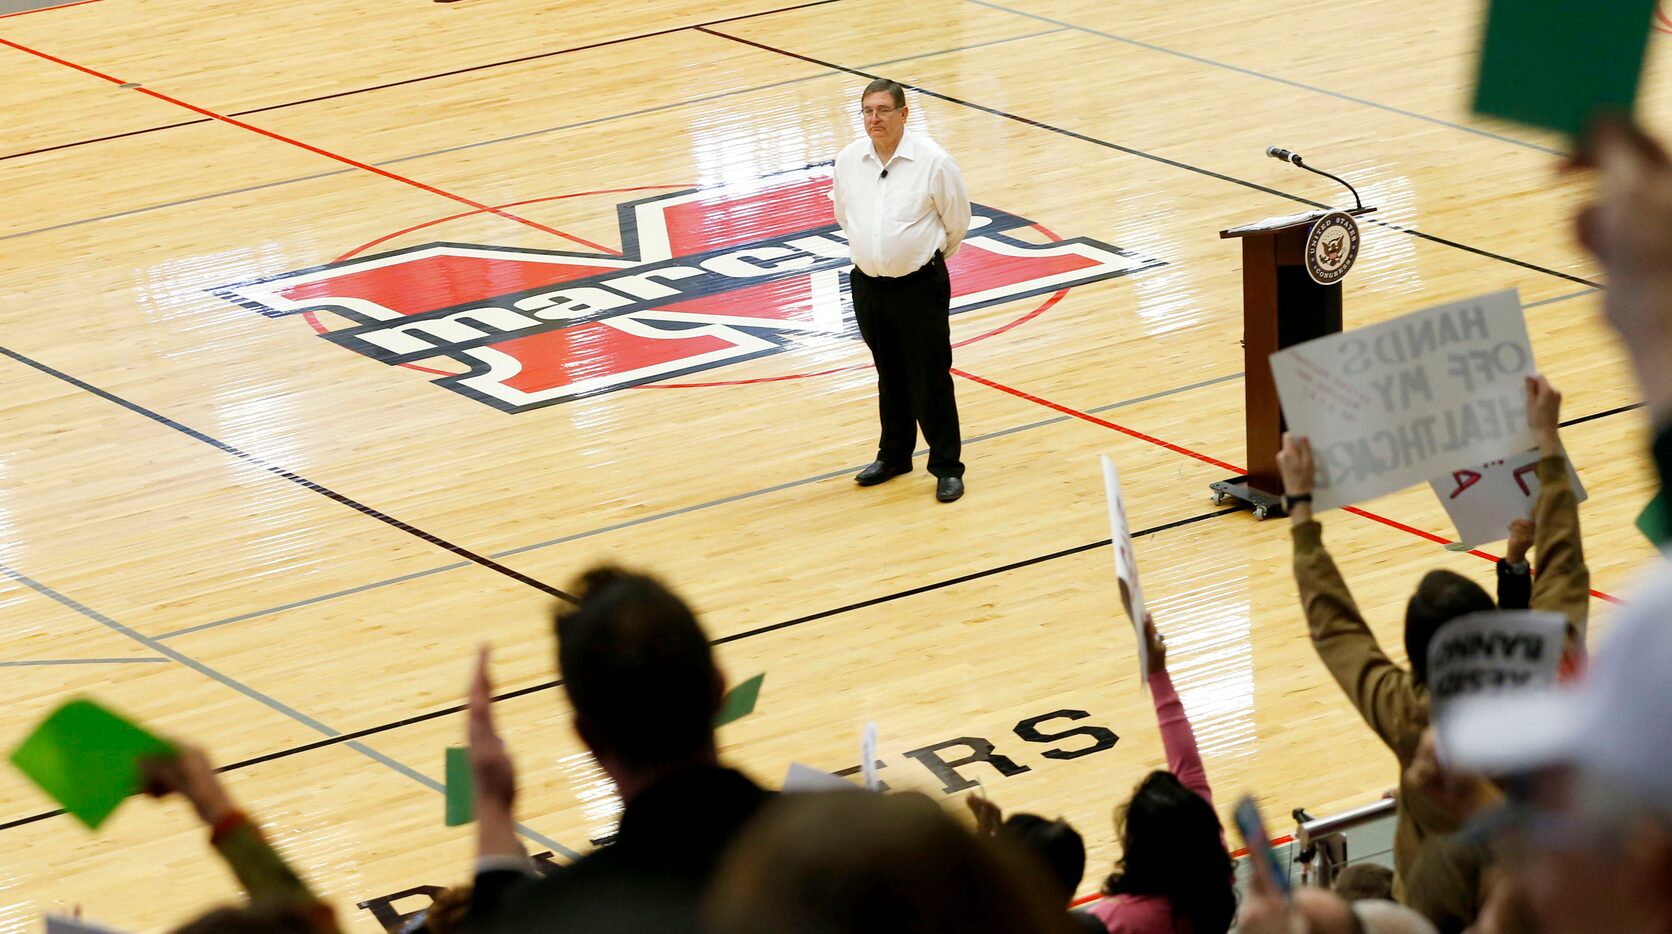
[862, 78, 907, 109]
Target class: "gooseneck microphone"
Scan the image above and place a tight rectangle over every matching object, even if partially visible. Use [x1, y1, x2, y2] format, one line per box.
[1264, 145, 1363, 212]
[1265, 146, 1303, 165]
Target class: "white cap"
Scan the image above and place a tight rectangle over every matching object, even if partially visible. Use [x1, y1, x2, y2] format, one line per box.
[1438, 562, 1672, 815]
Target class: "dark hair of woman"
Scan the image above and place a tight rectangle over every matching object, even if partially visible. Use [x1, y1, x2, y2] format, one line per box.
[1102, 769, 1236, 933]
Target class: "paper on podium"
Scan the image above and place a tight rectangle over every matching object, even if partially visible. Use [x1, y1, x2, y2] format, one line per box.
[1220, 209, 1330, 238]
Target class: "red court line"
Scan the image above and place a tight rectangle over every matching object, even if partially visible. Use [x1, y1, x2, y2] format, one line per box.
[0, 35, 615, 255]
[955, 367, 1623, 604]
[0, 0, 102, 19]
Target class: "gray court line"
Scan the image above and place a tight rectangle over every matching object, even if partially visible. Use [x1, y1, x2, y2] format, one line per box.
[0, 657, 169, 666]
[1525, 286, 1599, 309]
[155, 561, 475, 641]
[0, 28, 1064, 246]
[0, 559, 576, 857]
[963, 0, 1567, 158]
[154, 370, 1242, 643]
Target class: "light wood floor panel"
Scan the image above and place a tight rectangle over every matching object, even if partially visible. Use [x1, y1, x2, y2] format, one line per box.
[1, 0, 1662, 930]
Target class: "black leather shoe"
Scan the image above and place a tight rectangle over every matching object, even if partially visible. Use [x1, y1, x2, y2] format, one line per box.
[936, 476, 965, 503]
[855, 460, 910, 486]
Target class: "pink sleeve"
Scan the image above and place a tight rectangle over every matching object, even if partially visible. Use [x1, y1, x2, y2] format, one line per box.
[1148, 669, 1211, 807]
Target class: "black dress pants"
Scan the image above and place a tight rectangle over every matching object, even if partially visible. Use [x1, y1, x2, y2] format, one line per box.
[849, 254, 964, 479]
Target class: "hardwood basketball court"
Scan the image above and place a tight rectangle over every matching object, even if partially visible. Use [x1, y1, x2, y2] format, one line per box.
[0, 0, 1663, 928]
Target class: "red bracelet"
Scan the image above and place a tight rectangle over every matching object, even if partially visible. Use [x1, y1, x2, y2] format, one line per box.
[209, 809, 249, 845]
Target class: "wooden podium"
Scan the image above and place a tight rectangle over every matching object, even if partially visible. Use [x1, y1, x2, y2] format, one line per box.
[1213, 206, 1375, 518]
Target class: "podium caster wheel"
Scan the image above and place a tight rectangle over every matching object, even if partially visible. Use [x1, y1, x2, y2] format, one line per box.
[1211, 491, 1228, 506]
[1253, 505, 1270, 520]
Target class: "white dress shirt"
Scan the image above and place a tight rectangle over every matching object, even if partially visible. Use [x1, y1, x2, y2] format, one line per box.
[830, 130, 971, 279]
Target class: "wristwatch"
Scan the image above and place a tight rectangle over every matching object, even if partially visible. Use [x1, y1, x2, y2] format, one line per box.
[1281, 492, 1313, 512]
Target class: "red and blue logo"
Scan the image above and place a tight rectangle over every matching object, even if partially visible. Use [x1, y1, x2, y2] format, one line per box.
[218, 168, 1162, 412]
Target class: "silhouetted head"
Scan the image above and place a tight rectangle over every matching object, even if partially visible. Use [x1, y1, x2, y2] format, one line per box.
[172, 902, 331, 934]
[705, 792, 1074, 934]
[556, 567, 721, 772]
[1405, 569, 1494, 685]
[1105, 770, 1236, 934]
[997, 813, 1087, 904]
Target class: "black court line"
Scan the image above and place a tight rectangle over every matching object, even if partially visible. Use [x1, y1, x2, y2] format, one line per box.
[0, 28, 1064, 244]
[0, 344, 575, 603]
[695, 27, 1600, 291]
[962, 0, 1567, 159]
[0, 507, 1236, 833]
[1561, 402, 1645, 429]
[0, 0, 844, 164]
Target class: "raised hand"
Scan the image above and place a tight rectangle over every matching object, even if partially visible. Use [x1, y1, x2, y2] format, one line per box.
[1505, 518, 1535, 565]
[141, 743, 234, 827]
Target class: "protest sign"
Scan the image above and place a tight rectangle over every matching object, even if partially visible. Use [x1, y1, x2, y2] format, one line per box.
[46, 915, 133, 934]
[10, 699, 174, 830]
[861, 722, 880, 791]
[1427, 610, 1566, 722]
[1473, 0, 1655, 138]
[782, 762, 858, 793]
[444, 746, 473, 826]
[714, 673, 765, 727]
[1099, 455, 1148, 685]
[1270, 290, 1537, 511]
[1429, 448, 1586, 548]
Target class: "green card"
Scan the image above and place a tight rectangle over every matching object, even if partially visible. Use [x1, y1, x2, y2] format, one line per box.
[713, 673, 765, 727]
[9, 698, 174, 830]
[1473, 0, 1657, 137]
[445, 746, 473, 826]
[1638, 491, 1672, 547]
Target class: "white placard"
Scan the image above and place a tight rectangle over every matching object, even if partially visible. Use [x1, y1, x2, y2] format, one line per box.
[860, 722, 879, 791]
[1427, 610, 1567, 722]
[783, 762, 859, 793]
[1270, 290, 1538, 511]
[45, 915, 132, 934]
[1429, 448, 1587, 549]
[1100, 455, 1148, 686]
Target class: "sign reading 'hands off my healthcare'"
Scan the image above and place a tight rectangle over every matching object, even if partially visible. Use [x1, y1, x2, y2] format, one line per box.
[1270, 289, 1537, 510]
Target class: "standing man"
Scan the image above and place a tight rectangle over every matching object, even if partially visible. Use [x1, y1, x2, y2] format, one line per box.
[832, 78, 972, 503]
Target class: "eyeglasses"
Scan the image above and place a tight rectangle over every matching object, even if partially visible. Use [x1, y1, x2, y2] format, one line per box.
[861, 106, 900, 119]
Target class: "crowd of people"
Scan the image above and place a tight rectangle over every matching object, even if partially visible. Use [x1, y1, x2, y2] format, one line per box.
[130, 117, 1672, 933]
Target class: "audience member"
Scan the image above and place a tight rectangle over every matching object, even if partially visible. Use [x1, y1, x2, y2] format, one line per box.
[1089, 615, 1236, 934]
[139, 744, 339, 933]
[1438, 565, 1672, 934]
[465, 567, 770, 932]
[1277, 374, 1588, 894]
[703, 790, 1076, 934]
[1574, 117, 1672, 505]
[1401, 729, 1496, 933]
[966, 796, 1103, 932]
[1333, 863, 1394, 903]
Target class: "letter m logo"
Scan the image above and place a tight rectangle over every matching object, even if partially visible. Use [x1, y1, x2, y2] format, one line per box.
[216, 168, 1162, 412]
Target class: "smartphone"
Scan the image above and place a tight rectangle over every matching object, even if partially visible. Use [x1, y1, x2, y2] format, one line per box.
[1233, 795, 1291, 898]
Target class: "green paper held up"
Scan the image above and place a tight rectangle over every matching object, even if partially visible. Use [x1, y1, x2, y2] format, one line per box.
[1472, 0, 1657, 137]
[9, 698, 174, 830]
[445, 746, 474, 826]
[714, 673, 765, 727]
[1637, 491, 1672, 548]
